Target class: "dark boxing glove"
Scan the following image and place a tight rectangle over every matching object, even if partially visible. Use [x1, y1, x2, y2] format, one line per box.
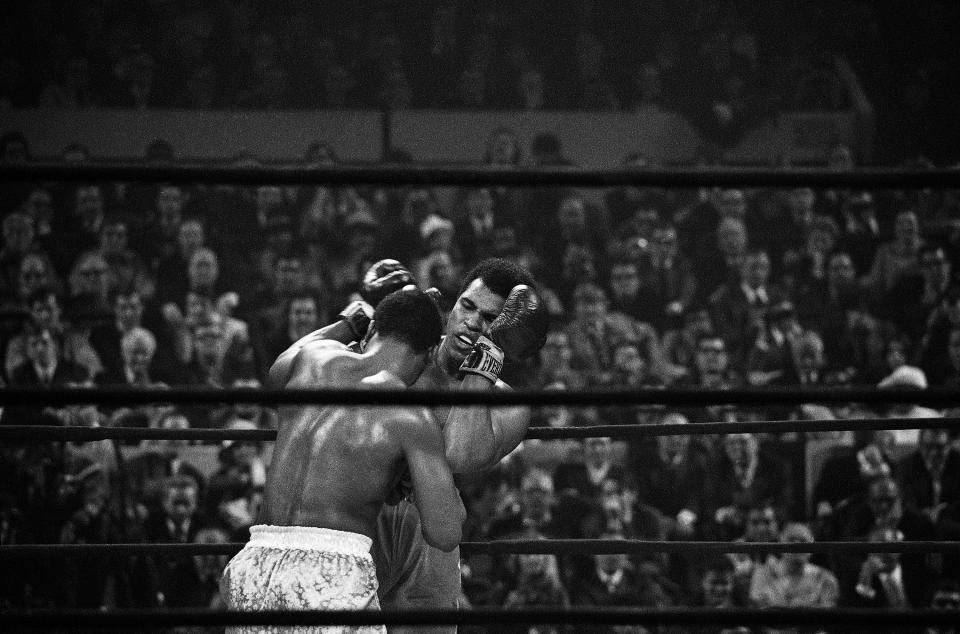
[361, 259, 414, 307]
[489, 284, 549, 361]
[458, 285, 549, 382]
[338, 299, 375, 341]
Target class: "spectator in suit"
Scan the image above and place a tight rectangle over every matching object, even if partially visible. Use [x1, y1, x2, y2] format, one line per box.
[726, 502, 782, 607]
[98, 217, 154, 302]
[5, 287, 101, 381]
[58, 460, 134, 608]
[884, 244, 954, 345]
[0, 212, 38, 299]
[554, 437, 624, 502]
[897, 427, 960, 526]
[709, 249, 787, 372]
[140, 475, 213, 607]
[205, 420, 267, 540]
[632, 412, 713, 540]
[191, 525, 231, 608]
[813, 428, 899, 537]
[96, 326, 164, 388]
[606, 258, 661, 328]
[123, 411, 206, 516]
[256, 291, 322, 379]
[677, 334, 744, 424]
[564, 282, 673, 385]
[710, 433, 791, 541]
[744, 300, 804, 387]
[488, 468, 561, 541]
[501, 531, 570, 633]
[154, 217, 205, 306]
[780, 214, 839, 301]
[920, 283, 960, 386]
[865, 209, 924, 300]
[695, 215, 749, 303]
[7, 324, 89, 389]
[453, 187, 497, 267]
[837, 476, 937, 609]
[835, 191, 882, 277]
[848, 525, 926, 609]
[572, 532, 675, 623]
[646, 223, 698, 330]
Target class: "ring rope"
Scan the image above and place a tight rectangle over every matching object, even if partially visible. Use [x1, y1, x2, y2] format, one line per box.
[1, 386, 957, 407]
[0, 607, 955, 629]
[3, 163, 960, 188]
[0, 540, 956, 560]
[1, 417, 956, 443]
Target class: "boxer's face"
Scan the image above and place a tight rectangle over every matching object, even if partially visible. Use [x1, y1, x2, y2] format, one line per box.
[444, 278, 505, 362]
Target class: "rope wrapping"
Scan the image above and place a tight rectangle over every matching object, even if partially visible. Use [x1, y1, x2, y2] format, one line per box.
[3, 163, 960, 187]
[0, 607, 956, 628]
[0, 540, 957, 559]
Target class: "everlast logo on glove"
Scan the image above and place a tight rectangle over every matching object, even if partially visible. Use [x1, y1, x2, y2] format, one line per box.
[458, 335, 505, 383]
[471, 341, 504, 376]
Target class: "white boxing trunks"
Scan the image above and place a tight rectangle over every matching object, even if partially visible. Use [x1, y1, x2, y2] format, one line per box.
[222, 525, 382, 634]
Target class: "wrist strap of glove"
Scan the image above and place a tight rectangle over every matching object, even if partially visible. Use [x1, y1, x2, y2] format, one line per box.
[339, 300, 374, 341]
[457, 335, 504, 383]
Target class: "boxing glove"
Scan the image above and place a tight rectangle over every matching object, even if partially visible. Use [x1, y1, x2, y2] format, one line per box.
[338, 299, 375, 341]
[360, 259, 414, 307]
[459, 285, 549, 382]
[489, 284, 549, 361]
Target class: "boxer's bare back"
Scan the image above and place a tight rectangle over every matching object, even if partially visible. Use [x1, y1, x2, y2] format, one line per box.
[264, 341, 463, 551]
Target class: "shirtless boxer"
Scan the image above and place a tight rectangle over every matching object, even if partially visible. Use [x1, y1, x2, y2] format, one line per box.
[271, 258, 549, 634]
[223, 289, 465, 634]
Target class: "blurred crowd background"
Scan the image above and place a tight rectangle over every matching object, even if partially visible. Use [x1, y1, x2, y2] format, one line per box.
[2, 1, 960, 632]
[1, 0, 958, 161]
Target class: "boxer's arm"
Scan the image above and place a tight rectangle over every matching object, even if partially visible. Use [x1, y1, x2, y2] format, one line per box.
[445, 284, 546, 473]
[267, 325, 353, 388]
[444, 375, 530, 474]
[402, 411, 464, 552]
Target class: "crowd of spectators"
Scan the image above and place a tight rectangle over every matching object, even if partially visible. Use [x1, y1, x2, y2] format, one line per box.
[9, 0, 957, 156]
[2, 123, 960, 632]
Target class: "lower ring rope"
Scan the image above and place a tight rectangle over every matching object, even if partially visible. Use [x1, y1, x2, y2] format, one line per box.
[0, 539, 956, 559]
[0, 416, 956, 443]
[0, 607, 956, 629]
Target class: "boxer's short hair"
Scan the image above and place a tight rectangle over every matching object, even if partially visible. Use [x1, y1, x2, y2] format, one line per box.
[460, 258, 536, 299]
[375, 288, 442, 353]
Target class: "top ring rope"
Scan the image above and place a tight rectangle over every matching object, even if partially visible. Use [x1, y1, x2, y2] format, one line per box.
[3, 163, 960, 188]
[1, 386, 958, 407]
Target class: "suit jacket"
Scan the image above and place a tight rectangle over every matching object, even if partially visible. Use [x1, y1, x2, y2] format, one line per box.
[8, 358, 89, 387]
[709, 282, 787, 370]
[845, 568, 925, 610]
[897, 449, 960, 513]
[124, 450, 207, 512]
[836, 504, 937, 610]
[709, 451, 791, 520]
[812, 449, 898, 515]
[3, 359, 91, 426]
[553, 462, 626, 501]
[564, 312, 663, 382]
[138, 510, 213, 607]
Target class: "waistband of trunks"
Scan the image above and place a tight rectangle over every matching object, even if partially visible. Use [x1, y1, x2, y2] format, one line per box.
[247, 524, 373, 555]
